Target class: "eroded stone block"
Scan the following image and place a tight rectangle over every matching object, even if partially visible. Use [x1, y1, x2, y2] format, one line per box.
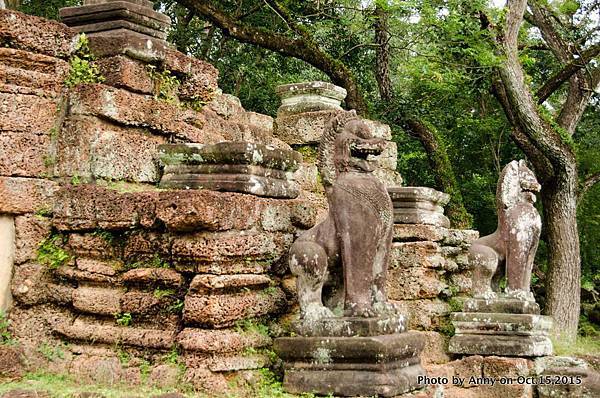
[177, 328, 271, 354]
[0, 10, 78, 59]
[14, 215, 51, 265]
[188, 274, 272, 294]
[449, 334, 553, 357]
[72, 286, 123, 315]
[183, 288, 286, 328]
[68, 84, 222, 143]
[0, 177, 58, 215]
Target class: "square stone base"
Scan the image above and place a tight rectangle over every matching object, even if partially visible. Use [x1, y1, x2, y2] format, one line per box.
[449, 298, 553, 357]
[292, 315, 406, 337]
[449, 334, 553, 357]
[274, 331, 425, 397]
[283, 364, 425, 397]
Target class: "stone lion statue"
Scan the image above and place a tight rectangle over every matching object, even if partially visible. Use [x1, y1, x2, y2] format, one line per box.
[289, 110, 396, 322]
[470, 160, 542, 301]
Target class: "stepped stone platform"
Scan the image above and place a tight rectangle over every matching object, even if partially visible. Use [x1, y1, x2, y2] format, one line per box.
[60, 0, 170, 40]
[158, 142, 302, 198]
[388, 186, 451, 228]
[449, 296, 553, 357]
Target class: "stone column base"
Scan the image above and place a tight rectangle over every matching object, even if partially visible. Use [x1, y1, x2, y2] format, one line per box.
[449, 334, 553, 357]
[274, 331, 425, 397]
[449, 297, 554, 357]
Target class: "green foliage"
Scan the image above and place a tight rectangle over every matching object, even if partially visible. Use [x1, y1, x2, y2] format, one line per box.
[115, 312, 133, 327]
[65, 55, 104, 87]
[42, 154, 56, 168]
[147, 65, 180, 104]
[552, 335, 600, 356]
[153, 288, 176, 299]
[70, 174, 82, 185]
[294, 146, 318, 163]
[18, 0, 81, 20]
[65, 34, 104, 87]
[37, 235, 71, 270]
[235, 319, 270, 338]
[447, 297, 463, 312]
[125, 254, 170, 270]
[34, 206, 52, 218]
[91, 229, 116, 245]
[167, 299, 184, 314]
[162, 345, 180, 365]
[261, 286, 278, 297]
[139, 359, 151, 382]
[0, 311, 15, 346]
[37, 341, 67, 362]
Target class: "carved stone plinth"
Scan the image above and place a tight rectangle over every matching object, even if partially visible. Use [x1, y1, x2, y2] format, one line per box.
[158, 142, 302, 198]
[388, 186, 451, 227]
[292, 315, 407, 337]
[60, 0, 170, 41]
[449, 297, 553, 357]
[275, 81, 347, 117]
[274, 331, 425, 397]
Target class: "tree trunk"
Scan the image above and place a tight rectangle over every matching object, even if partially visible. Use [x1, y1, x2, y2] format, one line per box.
[373, 3, 392, 102]
[498, 0, 581, 340]
[542, 171, 581, 340]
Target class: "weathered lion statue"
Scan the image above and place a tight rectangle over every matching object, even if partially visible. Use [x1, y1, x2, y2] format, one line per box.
[289, 110, 396, 322]
[470, 160, 542, 301]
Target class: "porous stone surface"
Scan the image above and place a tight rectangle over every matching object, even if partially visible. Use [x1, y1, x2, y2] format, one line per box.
[387, 219, 476, 332]
[449, 334, 553, 357]
[158, 142, 302, 198]
[0, 177, 58, 215]
[55, 115, 166, 183]
[183, 287, 287, 328]
[60, 0, 171, 45]
[0, 10, 78, 59]
[68, 84, 222, 144]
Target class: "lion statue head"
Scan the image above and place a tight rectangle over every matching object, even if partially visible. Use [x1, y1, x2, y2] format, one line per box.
[497, 159, 541, 210]
[317, 110, 387, 186]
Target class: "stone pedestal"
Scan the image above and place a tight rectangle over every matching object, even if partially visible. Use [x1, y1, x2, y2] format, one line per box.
[158, 142, 302, 198]
[276, 81, 347, 117]
[60, 0, 170, 41]
[275, 316, 425, 397]
[388, 187, 451, 228]
[449, 297, 553, 357]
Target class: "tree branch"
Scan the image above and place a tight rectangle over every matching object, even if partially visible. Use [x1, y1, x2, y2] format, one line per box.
[536, 42, 600, 103]
[176, 0, 367, 113]
[498, 0, 574, 170]
[579, 172, 600, 201]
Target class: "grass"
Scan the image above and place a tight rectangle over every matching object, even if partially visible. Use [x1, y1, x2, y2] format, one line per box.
[0, 369, 326, 398]
[0, 371, 188, 398]
[552, 335, 600, 357]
